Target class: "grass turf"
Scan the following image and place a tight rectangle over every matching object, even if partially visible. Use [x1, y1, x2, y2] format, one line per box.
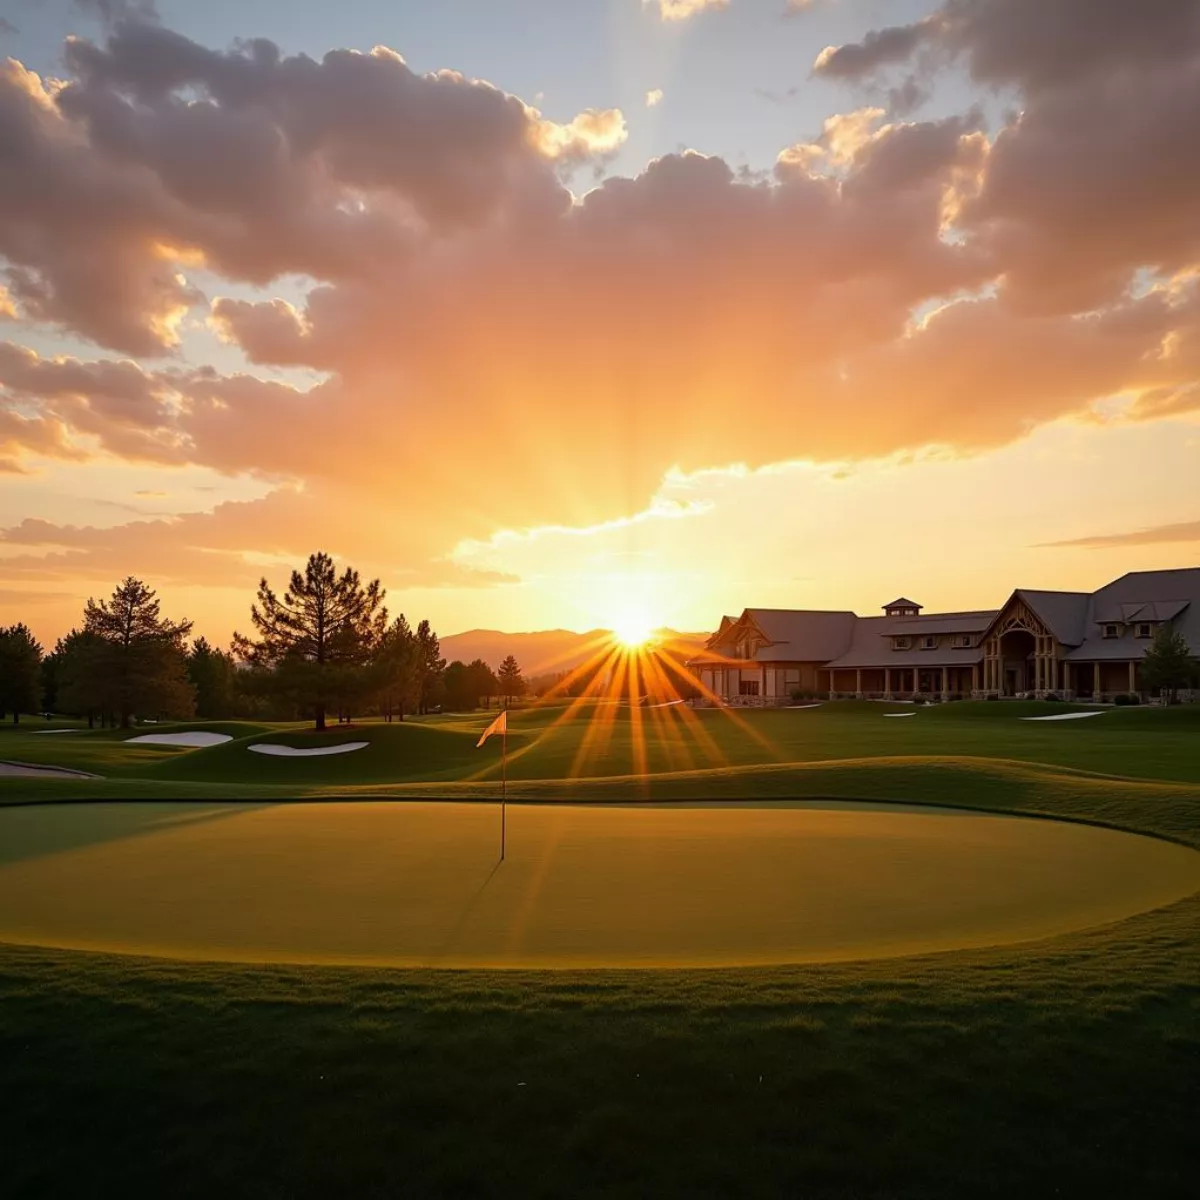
[2, 700, 1199, 1196]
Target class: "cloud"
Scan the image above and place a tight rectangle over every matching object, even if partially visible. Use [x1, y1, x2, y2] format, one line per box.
[646, 88, 664, 108]
[813, 22, 937, 80]
[647, 0, 729, 21]
[1040, 520, 1200, 550]
[3, 13, 1200, 597]
[0, 18, 19, 37]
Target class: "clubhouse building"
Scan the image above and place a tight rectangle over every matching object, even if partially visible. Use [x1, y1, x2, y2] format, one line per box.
[688, 568, 1200, 705]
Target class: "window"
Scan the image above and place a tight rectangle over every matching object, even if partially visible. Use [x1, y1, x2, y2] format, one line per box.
[892, 637, 912, 650]
[954, 635, 973, 649]
[784, 669, 800, 686]
[921, 636, 938, 650]
[738, 679, 760, 696]
[1136, 623, 1152, 639]
[1102, 624, 1119, 639]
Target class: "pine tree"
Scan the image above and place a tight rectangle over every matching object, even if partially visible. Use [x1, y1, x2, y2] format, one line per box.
[415, 620, 446, 715]
[52, 630, 108, 727]
[83, 579, 195, 727]
[1140, 624, 1195, 703]
[234, 551, 387, 730]
[467, 658, 500, 709]
[188, 637, 237, 719]
[497, 655, 525, 707]
[0, 623, 43, 724]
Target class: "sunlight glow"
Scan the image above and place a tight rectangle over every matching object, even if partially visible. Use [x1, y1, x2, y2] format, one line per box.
[611, 614, 657, 648]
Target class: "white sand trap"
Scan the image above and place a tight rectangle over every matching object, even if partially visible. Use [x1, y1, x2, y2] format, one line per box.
[884, 712, 917, 718]
[126, 731, 233, 747]
[1021, 712, 1106, 722]
[785, 703, 823, 710]
[0, 761, 99, 780]
[34, 729, 79, 735]
[249, 741, 368, 758]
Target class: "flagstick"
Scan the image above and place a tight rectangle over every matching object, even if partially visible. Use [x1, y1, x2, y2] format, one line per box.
[500, 718, 507, 861]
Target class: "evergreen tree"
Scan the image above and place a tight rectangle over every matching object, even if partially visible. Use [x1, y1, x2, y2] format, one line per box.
[374, 614, 420, 722]
[467, 658, 500, 709]
[83, 579, 195, 726]
[234, 551, 387, 730]
[188, 637, 237, 719]
[0, 623, 43, 723]
[1140, 624, 1195, 703]
[415, 619, 446, 715]
[53, 630, 108, 727]
[443, 660, 472, 711]
[497, 654, 525, 707]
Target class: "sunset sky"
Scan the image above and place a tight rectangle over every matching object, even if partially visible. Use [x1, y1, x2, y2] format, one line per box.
[2, 0, 1198, 648]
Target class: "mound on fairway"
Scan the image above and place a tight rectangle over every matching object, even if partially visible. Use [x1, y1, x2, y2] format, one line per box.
[1, 800, 1197, 969]
[146, 721, 493, 785]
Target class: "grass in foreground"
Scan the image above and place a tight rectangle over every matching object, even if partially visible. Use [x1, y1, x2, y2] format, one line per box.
[2, 701, 1199, 1196]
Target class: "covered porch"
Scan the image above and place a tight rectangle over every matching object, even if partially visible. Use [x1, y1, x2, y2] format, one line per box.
[820, 664, 980, 701]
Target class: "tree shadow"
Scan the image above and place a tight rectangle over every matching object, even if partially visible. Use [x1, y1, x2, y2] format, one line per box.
[0, 803, 265, 869]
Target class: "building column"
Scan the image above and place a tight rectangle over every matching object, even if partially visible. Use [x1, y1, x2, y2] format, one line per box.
[884, 666, 893, 700]
[1128, 661, 1136, 695]
[972, 663, 980, 695]
[1062, 661, 1070, 697]
[941, 666, 948, 698]
[855, 668, 863, 699]
[1093, 661, 1100, 698]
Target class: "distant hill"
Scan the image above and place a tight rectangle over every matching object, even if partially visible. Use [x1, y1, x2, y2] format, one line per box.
[438, 627, 711, 675]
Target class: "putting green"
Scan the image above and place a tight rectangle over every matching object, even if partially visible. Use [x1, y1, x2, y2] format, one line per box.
[1, 801, 1198, 968]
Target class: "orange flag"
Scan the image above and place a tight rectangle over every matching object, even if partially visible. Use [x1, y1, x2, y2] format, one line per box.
[476, 710, 507, 748]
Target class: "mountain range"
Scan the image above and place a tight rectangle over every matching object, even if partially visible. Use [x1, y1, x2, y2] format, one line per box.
[438, 628, 711, 677]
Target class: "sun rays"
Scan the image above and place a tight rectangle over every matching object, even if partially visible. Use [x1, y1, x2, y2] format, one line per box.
[467, 630, 782, 787]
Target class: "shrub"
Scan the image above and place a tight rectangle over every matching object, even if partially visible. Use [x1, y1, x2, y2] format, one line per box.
[1113, 692, 1141, 706]
[1043, 692, 1061, 702]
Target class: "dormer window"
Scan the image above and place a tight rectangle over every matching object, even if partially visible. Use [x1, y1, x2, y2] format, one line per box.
[921, 636, 937, 650]
[954, 635, 973, 649]
[1102, 624, 1119, 639]
[892, 636, 912, 650]
[1136, 623, 1152, 639]
[883, 598, 923, 619]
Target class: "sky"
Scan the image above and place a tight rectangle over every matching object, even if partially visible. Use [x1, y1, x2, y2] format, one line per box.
[1, 0, 1198, 648]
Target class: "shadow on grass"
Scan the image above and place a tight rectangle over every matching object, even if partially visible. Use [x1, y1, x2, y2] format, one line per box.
[0, 802, 264, 868]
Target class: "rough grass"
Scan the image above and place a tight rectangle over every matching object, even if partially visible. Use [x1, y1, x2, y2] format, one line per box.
[2, 700, 1200, 1196]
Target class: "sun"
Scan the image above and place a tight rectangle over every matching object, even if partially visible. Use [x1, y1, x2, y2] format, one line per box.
[610, 612, 658, 649]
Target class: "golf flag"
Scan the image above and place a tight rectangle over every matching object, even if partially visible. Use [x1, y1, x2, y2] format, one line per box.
[476, 710, 507, 748]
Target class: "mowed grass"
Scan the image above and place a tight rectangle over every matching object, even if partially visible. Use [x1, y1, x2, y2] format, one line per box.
[4, 800, 1197, 968]
[4, 699, 1200, 798]
[2, 700, 1200, 1196]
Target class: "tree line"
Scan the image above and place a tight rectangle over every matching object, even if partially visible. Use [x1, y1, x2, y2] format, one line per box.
[1, 552, 529, 729]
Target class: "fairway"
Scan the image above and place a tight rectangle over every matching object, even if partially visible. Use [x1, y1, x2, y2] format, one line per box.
[2, 800, 1197, 969]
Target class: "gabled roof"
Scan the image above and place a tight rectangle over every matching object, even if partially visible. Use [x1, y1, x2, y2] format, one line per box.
[883, 597, 921, 609]
[743, 608, 857, 662]
[1065, 568, 1200, 661]
[825, 611, 997, 668]
[1013, 589, 1092, 646]
[888, 611, 996, 636]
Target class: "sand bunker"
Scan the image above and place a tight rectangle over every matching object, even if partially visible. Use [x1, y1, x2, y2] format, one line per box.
[884, 712, 917, 718]
[33, 729, 79, 735]
[1, 801, 1196, 969]
[248, 741, 368, 758]
[0, 762, 98, 780]
[1022, 712, 1105, 722]
[785, 703, 823, 710]
[126, 731, 232, 747]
